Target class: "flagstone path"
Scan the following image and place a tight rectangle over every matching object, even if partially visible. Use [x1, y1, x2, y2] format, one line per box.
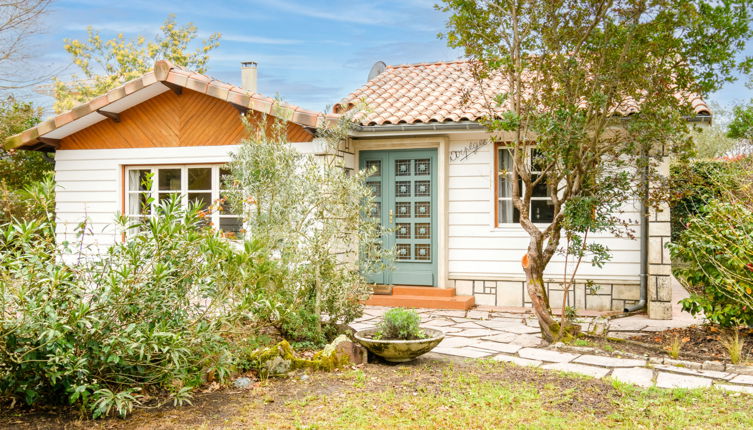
[351, 306, 753, 394]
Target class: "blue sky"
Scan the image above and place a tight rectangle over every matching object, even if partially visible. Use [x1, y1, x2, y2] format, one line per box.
[29, 0, 457, 114]
[27, 0, 752, 117]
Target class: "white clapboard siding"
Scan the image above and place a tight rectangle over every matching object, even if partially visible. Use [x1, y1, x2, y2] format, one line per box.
[54, 145, 241, 249]
[446, 136, 642, 282]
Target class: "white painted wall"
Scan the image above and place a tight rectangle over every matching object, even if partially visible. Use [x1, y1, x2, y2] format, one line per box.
[56, 135, 642, 288]
[446, 132, 642, 284]
[54, 145, 240, 254]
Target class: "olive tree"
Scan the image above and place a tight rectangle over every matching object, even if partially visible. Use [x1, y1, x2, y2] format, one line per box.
[439, 0, 753, 341]
[225, 110, 389, 345]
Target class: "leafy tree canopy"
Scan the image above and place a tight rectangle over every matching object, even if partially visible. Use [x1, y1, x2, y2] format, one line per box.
[728, 102, 753, 142]
[0, 96, 47, 188]
[0, 95, 49, 223]
[438, 0, 753, 341]
[53, 15, 221, 113]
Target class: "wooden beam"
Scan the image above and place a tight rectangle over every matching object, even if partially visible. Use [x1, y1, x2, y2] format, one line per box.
[38, 137, 61, 149]
[162, 81, 183, 95]
[97, 109, 121, 123]
[230, 103, 249, 114]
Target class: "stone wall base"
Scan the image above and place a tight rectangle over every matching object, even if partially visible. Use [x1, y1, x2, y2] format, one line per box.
[452, 278, 641, 312]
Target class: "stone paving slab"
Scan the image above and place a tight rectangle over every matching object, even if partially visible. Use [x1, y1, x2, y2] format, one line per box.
[492, 324, 541, 335]
[354, 305, 753, 394]
[454, 321, 485, 329]
[440, 337, 478, 348]
[510, 334, 543, 347]
[606, 320, 649, 331]
[472, 341, 523, 354]
[717, 383, 753, 394]
[432, 347, 494, 359]
[653, 364, 732, 380]
[611, 367, 654, 387]
[435, 310, 468, 318]
[493, 354, 542, 367]
[452, 328, 498, 338]
[466, 310, 491, 319]
[729, 374, 753, 385]
[656, 372, 712, 389]
[573, 354, 646, 368]
[422, 319, 456, 327]
[476, 320, 526, 330]
[518, 347, 578, 363]
[541, 362, 611, 378]
[481, 333, 517, 343]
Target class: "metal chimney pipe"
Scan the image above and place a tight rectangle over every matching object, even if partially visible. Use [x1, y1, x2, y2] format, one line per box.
[241, 61, 257, 93]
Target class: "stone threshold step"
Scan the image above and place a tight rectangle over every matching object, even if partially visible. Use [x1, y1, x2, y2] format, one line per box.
[392, 286, 457, 297]
[364, 294, 475, 310]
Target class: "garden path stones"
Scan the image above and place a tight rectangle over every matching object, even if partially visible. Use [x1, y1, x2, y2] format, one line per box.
[492, 354, 542, 367]
[452, 328, 498, 338]
[481, 333, 517, 343]
[573, 354, 646, 368]
[606, 319, 649, 332]
[654, 364, 732, 380]
[729, 374, 753, 385]
[717, 384, 753, 394]
[439, 336, 478, 348]
[610, 368, 654, 388]
[518, 348, 578, 363]
[471, 341, 523, 354]
[354, 306, 753, 394]
[431, 346, 493, 359]
[509, 334, 543, 347]
[541, 362, 610, 378]
[454, 321, 485, 329]
[656, 372, 712, 389]
[422, 318, 456, 327]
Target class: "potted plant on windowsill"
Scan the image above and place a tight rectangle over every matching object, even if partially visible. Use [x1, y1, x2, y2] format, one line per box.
[354, 308, 444, 363]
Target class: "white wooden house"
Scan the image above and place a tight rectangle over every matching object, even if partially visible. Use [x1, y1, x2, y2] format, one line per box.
[5, 60, 711, 319]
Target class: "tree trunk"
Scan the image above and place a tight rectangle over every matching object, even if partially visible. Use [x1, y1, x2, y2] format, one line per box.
[522, 252, 560, 343]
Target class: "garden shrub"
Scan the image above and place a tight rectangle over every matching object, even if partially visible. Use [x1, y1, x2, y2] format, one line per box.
[374, 308, 426, 340]
[0, 109, 386, 417]
[670, 159, 742, 241]
[0, 197, 271, 417]
[670, 156, 753, 327]
[224, 113, 389, 346]
[670, 199, 753, 327]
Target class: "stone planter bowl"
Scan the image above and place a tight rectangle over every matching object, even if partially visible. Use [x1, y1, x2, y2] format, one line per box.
[354, 328, 445, 363]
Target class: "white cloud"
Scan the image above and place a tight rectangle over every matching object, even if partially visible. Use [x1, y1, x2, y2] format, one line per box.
[206, 33, 300, 45]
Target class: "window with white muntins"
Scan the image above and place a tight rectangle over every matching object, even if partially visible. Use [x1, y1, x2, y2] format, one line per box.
[497, 146, 554, 225]
[125, 165, 242, 236]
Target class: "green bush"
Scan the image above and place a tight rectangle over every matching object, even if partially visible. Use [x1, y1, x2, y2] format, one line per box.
[670, 159, 741, 242]
[224, 113, 389, 346]
[0, 197, 271, 417]
[374, 308, 426, 340]
[669, 199, 753, 327]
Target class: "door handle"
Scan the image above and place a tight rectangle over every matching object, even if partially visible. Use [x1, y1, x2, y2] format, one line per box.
[389, 209, 393, 224]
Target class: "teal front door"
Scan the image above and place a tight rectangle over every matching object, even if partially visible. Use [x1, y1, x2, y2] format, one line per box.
[360, 149, 437, 286]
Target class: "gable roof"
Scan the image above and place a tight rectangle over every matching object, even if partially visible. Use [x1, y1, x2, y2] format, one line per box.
[335, 60, 711, 126]
[5, 60, 337, 151]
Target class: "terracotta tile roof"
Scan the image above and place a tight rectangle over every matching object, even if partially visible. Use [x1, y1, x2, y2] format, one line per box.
[5, 60, 338, 151]
[335, 60, 711, 126]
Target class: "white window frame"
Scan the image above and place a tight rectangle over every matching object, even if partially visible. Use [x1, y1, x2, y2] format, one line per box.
[124, 164, 241, 235]
[496, 145, 554, 226]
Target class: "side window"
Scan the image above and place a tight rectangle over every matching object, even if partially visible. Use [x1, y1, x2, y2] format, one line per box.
[125, 165, 243, 237]
[496, 147, 554, 225]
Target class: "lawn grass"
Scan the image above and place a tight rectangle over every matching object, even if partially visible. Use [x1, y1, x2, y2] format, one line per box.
[3, 355, 752, 429]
